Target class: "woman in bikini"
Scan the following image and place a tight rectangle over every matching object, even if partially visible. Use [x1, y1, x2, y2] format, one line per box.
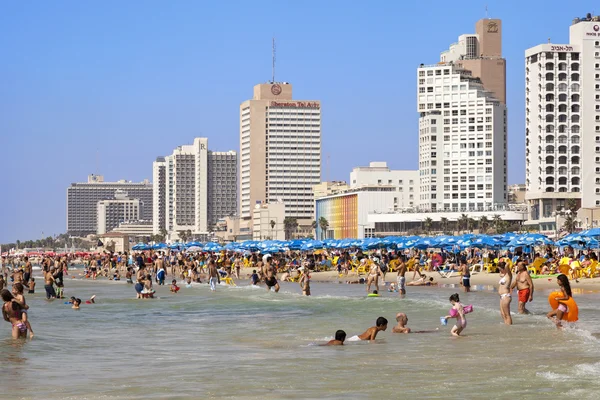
[1, 289, 32, 339]
[498, 261, 513, 325]
[366, 258, 381, 294]
[299, 266, 311, 296]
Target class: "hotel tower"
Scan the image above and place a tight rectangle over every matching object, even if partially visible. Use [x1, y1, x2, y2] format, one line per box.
[417, 18, 508, 213]
[239, 83, 321, 220]
[525, 12, 600, 230]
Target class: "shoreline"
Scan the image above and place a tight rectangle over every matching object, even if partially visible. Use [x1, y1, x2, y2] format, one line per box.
[54, 265, 600, 294]
[303, 269, 600, 291]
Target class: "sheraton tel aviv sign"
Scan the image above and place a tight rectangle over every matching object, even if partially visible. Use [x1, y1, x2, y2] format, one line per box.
[270, 101, 320, 109]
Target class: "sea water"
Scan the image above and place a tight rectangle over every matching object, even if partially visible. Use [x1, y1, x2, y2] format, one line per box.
[2, 275, 600, 399]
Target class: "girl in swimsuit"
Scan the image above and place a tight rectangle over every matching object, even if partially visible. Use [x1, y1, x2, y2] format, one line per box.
[546, 274, 573, 328]
[497, 261, 513, 325]
[1, 289, 33, 339]
[444, 293, 466, 337]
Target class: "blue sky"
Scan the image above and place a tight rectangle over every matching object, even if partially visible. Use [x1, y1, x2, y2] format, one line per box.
[0, 1, 596, 243]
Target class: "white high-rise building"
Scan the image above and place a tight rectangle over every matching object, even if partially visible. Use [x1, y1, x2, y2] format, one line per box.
[525, 13, 600, 230]
[240, 83, 321, 220]
[152, 157, 167, 235]
[67, 174, 152, 236]
[417, 19, 507, 213]
[153, 138, 208, 237]
[153, 138, 238, 238]
[97, 191, 141, 235]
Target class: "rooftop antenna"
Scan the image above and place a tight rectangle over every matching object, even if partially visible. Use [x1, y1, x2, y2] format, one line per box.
[485, 5, 488, 18]
[272, 37, 276, 84]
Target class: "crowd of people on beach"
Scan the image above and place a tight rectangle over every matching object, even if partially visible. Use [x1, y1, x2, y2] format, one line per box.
[0, 242, 586, 339]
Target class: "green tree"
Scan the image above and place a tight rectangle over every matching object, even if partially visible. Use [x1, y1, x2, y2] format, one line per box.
[492, 214, 502, 233]
[178, 230, 189, 243]
[566, 198, 578, 213]
[440, 217, 449, 234]
[270, 220, 276, 239]
[318, 217, 329, 240]
[423, 217, 433, 234]
[563, 212, 578, 234]
[467, 218, 477, 233]
[458, 214, 469, 233]
[479, 216, 490, 234]
[283, 217, 299, 240]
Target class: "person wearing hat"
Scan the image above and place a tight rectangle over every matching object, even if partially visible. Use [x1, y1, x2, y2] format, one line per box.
[298, 266, 311, 296]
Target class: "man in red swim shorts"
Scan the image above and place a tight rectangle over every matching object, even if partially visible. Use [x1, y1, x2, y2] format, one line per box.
[512, 262, 534, 314]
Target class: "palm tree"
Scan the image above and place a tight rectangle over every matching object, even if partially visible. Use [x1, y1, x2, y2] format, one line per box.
[283, 217, 299, 240]
[563, 212, 577, 233]
[566, 198, 578, 213]
[318, 217, 329, 240]
[423, 217, 433, 234]
[178, 230, 189, 243]
[479, 216, 490, 234]
[467, 218, 477, 233]
[492, 214, 502, 233]
[270, 220, 276, 239]
[458, 214, 469, 234]
[159, 228, 168, 242]
[439, 217, 449, 234]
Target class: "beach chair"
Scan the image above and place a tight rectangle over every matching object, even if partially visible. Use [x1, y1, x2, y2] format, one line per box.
[527, 257, 547, 275]
[438, 266, 455, 278]
[484, 262, 498, 273]
[557, 264, 571, 276]
[583, 260, 599, 278]
[406, 258, 417, 271]
[221, 277, 236, 286]
[469, 263, 484, 275]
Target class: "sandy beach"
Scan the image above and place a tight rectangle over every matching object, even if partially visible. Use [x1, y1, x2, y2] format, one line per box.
[289, 268, 600, 291]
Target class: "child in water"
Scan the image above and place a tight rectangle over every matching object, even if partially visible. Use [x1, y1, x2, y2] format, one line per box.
[72, 298, 81, 309]
[250, 270, 260, 286]
[170, 279, 180, 293]
[546, 274, 573, 328]
[444, 293, 467, 337]
[28, 278, 35, 294]
[350, 317, 388, 341]
[323, 330, 346, 346]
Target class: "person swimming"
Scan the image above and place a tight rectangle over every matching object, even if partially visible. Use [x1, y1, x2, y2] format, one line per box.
[348, 317, 388, 341]
[322, 330, 346, 346]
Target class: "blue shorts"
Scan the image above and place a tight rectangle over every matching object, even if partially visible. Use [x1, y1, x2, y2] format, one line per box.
[134, 283, 143, 293]
[462, 277, 470, 287]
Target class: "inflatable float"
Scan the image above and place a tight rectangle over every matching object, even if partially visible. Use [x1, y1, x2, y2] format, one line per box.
[548, 291, 578, 322]
[367, 293, 380, 297]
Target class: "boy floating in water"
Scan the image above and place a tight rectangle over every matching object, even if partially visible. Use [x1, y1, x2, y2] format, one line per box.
[323, 330, 346, 346]
[351, 317, 388, 341]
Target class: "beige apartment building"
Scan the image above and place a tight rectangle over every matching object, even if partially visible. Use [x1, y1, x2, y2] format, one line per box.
[239, 83, 321, 221]
[442, 19, 506, 105]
